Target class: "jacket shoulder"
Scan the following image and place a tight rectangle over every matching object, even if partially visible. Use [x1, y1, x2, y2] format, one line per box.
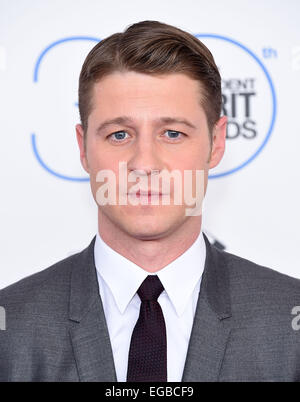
[0, 245, 93, 382]
[0, 248, 85, 319]
[210, 246, 300, 381]
[215, 246, 300, 313]
[221, 247, 300, 287]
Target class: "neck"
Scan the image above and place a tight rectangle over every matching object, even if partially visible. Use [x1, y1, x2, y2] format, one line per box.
[97, 210, 202, 273]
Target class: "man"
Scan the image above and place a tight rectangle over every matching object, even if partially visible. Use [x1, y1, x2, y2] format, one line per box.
[1, 20, 300, 382]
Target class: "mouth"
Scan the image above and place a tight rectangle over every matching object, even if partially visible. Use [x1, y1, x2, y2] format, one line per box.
[127, 190, 166, 197]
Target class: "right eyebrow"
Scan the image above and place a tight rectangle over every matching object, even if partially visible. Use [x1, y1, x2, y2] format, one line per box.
[96, 116, 135, 134]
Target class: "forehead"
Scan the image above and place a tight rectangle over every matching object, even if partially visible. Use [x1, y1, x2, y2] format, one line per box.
[90, 71, 205, 117]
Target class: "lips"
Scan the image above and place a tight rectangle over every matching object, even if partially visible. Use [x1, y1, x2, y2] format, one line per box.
[128, 190, 163, 196]
[138, 190, 162, 196]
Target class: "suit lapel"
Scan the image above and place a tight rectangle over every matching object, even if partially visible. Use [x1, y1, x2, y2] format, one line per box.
[182, 233, 232, 382]
[68, 236, 117, 382]
[67, 233, 232, 382]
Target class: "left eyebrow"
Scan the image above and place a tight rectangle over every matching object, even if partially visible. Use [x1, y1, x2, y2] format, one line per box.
[155, 117, 197, 130]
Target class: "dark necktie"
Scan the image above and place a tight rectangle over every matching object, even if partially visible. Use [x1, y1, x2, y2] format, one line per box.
[126, 275, 167, 382]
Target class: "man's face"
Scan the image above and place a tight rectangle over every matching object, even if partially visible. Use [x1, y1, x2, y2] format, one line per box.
[76, 71, 226, 240]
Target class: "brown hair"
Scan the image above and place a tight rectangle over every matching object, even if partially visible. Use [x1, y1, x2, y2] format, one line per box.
[78, 20, 221, 146]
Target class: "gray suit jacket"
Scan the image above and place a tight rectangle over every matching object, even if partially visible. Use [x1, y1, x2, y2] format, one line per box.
[1, 233, 300, 382]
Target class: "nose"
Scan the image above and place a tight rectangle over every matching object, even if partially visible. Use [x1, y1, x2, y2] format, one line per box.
[127, 135, 164, 176]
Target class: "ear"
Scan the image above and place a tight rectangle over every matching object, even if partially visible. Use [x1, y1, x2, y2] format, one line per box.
[76, 124, 90, 173]
[208, 115, 227, 169]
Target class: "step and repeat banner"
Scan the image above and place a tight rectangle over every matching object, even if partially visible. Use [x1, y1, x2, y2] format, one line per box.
[0, 0, 300, 288]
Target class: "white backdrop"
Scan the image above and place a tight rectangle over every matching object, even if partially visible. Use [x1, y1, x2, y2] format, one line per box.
[0, 0, 300, 289]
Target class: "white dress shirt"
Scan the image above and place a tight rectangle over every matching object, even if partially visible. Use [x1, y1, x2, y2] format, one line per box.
[94, 230, 206, 382]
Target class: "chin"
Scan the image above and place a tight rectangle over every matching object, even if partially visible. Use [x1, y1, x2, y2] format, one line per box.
[121, 214, 183, 241]
[126, 228, 169, 241]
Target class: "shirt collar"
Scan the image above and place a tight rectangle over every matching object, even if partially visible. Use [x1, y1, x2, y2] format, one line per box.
[94, 230, 206, 317]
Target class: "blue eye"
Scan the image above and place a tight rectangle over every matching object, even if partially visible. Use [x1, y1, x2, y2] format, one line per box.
[109, 131, 129, 141]
[164, 130, 183, 140]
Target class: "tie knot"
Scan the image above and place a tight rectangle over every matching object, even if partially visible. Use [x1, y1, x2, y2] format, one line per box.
[137, 275, 164, 302]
